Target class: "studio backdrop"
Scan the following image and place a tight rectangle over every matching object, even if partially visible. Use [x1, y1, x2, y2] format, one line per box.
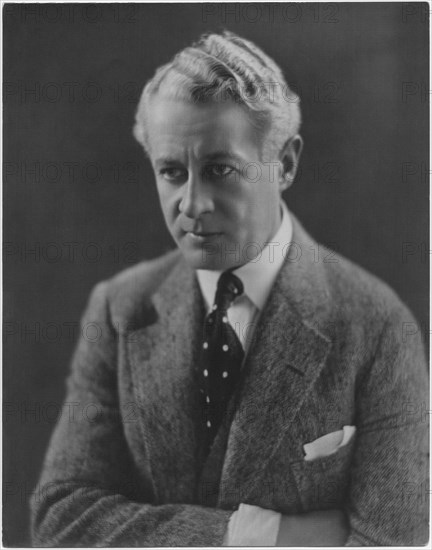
[3, 2, 429, 545]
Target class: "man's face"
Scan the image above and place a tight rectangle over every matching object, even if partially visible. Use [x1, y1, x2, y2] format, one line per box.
[145, 96, 283, 271]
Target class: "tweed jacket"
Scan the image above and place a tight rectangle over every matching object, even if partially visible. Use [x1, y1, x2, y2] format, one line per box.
[31, 213, 429, 546]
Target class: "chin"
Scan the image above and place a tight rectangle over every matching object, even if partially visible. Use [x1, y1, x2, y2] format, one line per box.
[181, 250, 221, 271]
[179, 248, 238, 271]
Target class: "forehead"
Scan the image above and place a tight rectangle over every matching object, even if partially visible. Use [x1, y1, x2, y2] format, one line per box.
[145, 96, 261, 162]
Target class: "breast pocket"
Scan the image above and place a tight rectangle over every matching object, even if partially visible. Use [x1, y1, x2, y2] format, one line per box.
[290, 436, 355, 511]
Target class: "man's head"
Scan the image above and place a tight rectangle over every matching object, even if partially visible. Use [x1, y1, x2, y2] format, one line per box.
[134, 31, 303, 270]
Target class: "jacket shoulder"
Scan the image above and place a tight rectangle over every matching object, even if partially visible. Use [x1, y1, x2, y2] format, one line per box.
[291, 213, 414, 327]
[323, 246, 417, 328]
[100, 249, 182, 328]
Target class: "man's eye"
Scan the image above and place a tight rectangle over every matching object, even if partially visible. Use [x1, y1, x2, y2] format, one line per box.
[159, 168, 187, 182]
[205, 164, 235, 178]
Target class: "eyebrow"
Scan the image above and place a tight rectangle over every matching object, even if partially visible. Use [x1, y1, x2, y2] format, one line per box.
[202, 151, 247, 165]
[154, 157, 184, 168]
[154, 150, 247, 168]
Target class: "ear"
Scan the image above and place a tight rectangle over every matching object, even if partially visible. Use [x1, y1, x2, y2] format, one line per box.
[278, 134, 303, 192]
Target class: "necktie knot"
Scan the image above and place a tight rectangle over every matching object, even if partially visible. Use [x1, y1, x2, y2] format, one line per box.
[214, 271, 243, 311]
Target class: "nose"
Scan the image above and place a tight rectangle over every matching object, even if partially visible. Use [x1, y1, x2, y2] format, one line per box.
[178, 173, 213, 219]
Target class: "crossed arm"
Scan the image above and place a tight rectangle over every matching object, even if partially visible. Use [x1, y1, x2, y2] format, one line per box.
[30, 282, 428, 546]
[223, 505, 349, 546]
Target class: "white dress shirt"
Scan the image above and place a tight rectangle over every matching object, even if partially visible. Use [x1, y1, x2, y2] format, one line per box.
[196, 200, 293, 546]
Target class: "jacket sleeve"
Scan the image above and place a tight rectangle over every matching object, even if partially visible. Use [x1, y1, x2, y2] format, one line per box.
[30, 281, 232, 547]
[345, 301, 429, 546]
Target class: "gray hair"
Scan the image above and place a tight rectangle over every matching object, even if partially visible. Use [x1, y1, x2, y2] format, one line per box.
[133, 30, 301, 160]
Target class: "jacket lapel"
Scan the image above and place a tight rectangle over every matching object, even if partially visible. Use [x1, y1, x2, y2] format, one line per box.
[127, 214, 334, 506]
[127, 256, 206, 503]
[218, 214, 333, 506]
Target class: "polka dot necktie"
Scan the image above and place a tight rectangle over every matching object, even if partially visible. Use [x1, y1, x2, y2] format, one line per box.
[199, 270, 244, 456]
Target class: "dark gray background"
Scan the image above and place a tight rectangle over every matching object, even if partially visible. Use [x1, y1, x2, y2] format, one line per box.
[3, 2, 429, 545]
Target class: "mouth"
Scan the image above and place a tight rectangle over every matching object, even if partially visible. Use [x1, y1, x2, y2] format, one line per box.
[186, 231, 223, 241]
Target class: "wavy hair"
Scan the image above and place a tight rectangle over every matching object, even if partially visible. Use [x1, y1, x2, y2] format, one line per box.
[133, 31, 301, 161]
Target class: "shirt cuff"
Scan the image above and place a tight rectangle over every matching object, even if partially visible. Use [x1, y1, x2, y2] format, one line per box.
[223, 504, 281, 546]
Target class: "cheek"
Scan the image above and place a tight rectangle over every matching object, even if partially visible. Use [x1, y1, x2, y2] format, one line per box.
[156, 183, 178, 220]
[231, 181, 279, 235]
[216, 190, 249, 221]
[217, 190, 257, 239]
[252, 175, 280, 214]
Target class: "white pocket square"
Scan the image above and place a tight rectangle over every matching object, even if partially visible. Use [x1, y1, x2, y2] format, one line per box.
[303, 425, 356, 461]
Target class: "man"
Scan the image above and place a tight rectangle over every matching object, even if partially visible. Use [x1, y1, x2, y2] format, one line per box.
[31, 31, 428, 546]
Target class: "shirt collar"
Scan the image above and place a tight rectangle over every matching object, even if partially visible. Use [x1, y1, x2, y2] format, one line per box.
[196, 200, 293, 311]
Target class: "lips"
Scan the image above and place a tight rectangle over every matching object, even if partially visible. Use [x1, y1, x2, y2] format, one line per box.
[179, 219, 222, 240]
[184, 230, 223, 243]
[180, 224, 221, 237]
[189, 231, 221, 237]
